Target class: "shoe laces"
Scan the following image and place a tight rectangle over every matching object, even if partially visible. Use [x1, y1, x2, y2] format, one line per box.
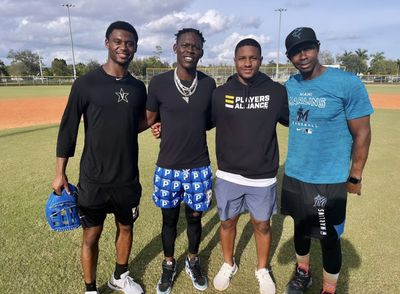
[188, 257, 204, 281]
[161, 261, 175, 284]
[218, 263, 236, 278]
[289, 267, 310, 289]
[255, 268, 271, 283]
[122, 275, 136, 287]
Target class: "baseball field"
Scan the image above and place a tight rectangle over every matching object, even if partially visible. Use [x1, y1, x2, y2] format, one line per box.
[0, 84, 399, 293]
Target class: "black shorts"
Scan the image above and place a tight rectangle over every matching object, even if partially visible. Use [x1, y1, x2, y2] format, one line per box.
[77, 181, 142, 228]
[281, 174, 347, 240]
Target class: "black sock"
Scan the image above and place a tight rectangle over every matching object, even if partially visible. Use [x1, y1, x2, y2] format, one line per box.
[114, 263, 129, 279]
[85, 280, 97, 292]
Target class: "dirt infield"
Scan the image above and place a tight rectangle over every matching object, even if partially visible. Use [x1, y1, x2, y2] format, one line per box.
[0, 93, 398, 130]
[368, 93, 400, 109]
[0, 97, 67, 130]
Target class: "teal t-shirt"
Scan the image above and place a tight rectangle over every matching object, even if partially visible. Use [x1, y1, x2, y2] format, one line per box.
[284, 67, 374, 184]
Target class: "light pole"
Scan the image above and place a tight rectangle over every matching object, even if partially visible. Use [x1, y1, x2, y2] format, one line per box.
[62, 4, 77, 80]
[37, 51, 44, 83]
[275, 8, 286, 81]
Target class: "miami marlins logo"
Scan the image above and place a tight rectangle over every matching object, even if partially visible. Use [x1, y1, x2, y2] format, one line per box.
[291, 28, 304, 39]
[313, 194, 327, 208]
[297, 107, 309, 122]
[115, 88, 129, 103]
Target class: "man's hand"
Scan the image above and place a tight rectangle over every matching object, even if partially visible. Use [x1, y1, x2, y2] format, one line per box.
[346, 182, 362, 196]
[52, 157, 70, 195]
[52, 174, 70, 195]
[151, 122, 161, 139]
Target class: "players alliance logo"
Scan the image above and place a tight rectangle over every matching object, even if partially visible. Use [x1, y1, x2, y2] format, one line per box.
[224, 94, 270, 109]
[291, 28, 303, 39]
[115, 88, 129, 103]
[313, 194, 327, 208]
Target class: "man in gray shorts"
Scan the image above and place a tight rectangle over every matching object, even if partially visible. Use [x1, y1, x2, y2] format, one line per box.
[211, 38, 288, 294]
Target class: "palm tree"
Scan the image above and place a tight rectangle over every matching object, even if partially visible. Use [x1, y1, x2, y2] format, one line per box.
[396, 59, 400, 76]
[370, 52, 385, 62]
[355, 48, 368, 61]
[369, 52, 386, 75]
[343, 50, 353, 57]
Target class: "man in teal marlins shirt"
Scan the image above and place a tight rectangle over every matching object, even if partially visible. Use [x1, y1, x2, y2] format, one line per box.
[281, 27, 373, 294]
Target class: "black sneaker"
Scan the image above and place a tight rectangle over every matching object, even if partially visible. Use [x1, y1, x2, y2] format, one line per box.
[157, 260, 176, 294]
[185, 256, 208, 291]
[284, 264, 312, 294]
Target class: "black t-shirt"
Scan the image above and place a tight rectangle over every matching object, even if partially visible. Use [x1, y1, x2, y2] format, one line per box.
[56, 67, 147, 186]
[147, 70, 216, 169]
[212, 72, 289, 179]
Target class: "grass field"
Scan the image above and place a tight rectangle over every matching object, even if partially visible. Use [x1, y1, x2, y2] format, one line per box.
[364, 84, 400, 94]
[0, 84, 399, 99]
[0, 86, 399, 293]
[0, 85, 71, 99]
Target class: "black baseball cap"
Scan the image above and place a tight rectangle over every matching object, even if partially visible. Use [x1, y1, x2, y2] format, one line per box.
[285, 27, 320, 56]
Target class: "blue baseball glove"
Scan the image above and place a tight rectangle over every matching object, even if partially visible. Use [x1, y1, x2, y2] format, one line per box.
[45, 183, 81, 232]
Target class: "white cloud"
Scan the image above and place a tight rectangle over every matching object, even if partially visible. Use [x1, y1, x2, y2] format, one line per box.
[198, 10, 234, 34]
[1, 0, 399, 65]
[239, 17, 263, 29]
[142, 9, 232, 35]
[208, 32, 271, 64]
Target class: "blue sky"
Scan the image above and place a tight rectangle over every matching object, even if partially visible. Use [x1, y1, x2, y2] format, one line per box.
[0, 0, 399, 67]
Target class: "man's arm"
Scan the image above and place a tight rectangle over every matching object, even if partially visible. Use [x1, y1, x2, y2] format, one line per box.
[347, 115, 372, 195]
[279, 85, 289, 127]
[147, 110, 161, 138]
[138, 108, 150, 133]
[51, 157, 70, 195]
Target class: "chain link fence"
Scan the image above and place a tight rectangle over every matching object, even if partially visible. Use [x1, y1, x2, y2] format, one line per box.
[1, 70, 399, 87]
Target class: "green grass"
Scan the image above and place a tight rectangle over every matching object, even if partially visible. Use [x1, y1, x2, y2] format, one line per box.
[0, 85, 71, 99]
[365, 84, 400, 94]
[0, 83, 399, 101]
[0, 109, 399, 293]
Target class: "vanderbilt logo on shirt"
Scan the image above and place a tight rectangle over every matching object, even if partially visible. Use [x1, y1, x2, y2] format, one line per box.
[224, 94, 270, 109]
[115, 88, 129, 103]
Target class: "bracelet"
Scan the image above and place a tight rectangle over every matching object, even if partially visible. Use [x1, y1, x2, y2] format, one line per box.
[347, 176, 362, 184]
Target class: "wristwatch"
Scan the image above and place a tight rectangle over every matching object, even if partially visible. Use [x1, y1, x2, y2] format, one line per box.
[347, 176, 362, 184]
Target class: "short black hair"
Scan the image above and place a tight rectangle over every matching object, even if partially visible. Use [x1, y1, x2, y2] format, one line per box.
[235, 38, 262, 55]
[105, 21, 138, 43]
[175, 28, 205, 45]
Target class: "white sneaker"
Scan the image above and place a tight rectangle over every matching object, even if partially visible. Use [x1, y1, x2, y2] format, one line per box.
[108, 271, 143, 294]
[213, 262, 238, 291]
[84, 291, 99, 294]
[255, 268, 276, 294]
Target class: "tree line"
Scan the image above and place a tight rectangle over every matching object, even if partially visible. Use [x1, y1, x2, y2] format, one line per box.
[0, 47, 170, 78]
[1, 47, 399, 78]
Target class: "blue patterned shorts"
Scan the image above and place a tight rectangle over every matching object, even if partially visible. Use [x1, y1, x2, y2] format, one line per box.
[152, 165, 213, 211]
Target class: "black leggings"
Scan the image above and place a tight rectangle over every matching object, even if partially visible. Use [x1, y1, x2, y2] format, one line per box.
[161, 204, 203, 257]
[294, 223, 342, 274]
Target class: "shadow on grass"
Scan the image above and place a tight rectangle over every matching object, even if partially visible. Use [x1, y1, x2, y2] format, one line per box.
[174, 208, 221, 278]
[98, 203, 221, 293]
[97, 165, 289, 293]
[0, 124, 59, 138]
[277, 237, 361, 293]
[274, 165, 361, 292]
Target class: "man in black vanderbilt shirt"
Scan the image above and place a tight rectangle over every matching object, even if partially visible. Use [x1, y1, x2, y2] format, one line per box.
[52, 21, 147, 294]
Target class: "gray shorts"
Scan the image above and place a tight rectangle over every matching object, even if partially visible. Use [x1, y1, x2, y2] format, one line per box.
[214, 177, 277, 221]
